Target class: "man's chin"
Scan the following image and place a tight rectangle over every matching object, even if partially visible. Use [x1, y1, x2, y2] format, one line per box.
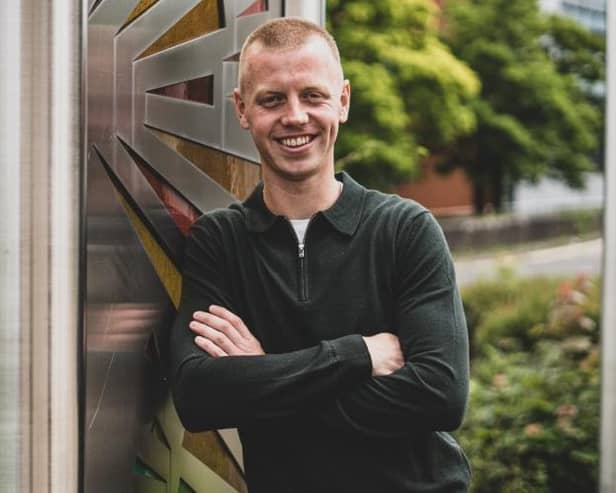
[262, 160, 329, 183]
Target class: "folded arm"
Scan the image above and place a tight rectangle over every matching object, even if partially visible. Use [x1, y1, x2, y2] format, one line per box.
[172, 212, 469, 437]
[308, 211, 470, 438]
[170, 217, 372, 432]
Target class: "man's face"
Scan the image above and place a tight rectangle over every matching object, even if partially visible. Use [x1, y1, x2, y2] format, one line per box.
[234, 36, 350, 183]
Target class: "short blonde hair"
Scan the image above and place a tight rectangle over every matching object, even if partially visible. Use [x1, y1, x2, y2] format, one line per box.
[238, 17, 342, 91]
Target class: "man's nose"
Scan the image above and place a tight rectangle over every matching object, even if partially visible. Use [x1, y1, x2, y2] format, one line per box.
[281, 98, 308, 126]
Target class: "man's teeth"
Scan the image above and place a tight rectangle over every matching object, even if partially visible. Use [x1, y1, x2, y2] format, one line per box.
[280, 136, 311, 147]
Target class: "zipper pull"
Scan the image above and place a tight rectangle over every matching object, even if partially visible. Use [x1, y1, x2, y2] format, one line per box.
[298, 243, 305, 258]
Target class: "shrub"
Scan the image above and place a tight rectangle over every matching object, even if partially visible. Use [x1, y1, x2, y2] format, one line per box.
[462, 268, 561, 357]
[458, 272, 600, 492]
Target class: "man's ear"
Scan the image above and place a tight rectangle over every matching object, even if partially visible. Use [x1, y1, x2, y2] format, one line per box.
[339, 79, 351, 124]
[233, 88, 250, 129]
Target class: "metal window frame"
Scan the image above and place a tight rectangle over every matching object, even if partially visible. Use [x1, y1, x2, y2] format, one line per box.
[601, 1, 616, 491]
[0, 1, 83, 492]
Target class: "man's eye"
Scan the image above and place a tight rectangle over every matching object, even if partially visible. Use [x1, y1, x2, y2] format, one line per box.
[260, 95, 283, 107]
[305, 92, 323, 102]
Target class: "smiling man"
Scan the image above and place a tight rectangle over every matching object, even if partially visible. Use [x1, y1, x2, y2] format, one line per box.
[170, 17, 471, 493]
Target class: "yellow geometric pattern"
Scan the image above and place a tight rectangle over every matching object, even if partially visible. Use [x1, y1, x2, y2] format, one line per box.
[137, 0, 222, 60]
[183, 431, 247, 493]
[113, 187, 248, 493]
[149, 127, 261, 201]
[119, 0, 160, 32]
[138, 397, 242, 492]
[88, 0, 276, 490]
[117, 194, 182, 308]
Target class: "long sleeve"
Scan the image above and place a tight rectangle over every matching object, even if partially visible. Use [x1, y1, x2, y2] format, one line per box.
[311, 211, 470, 438]
[170, 215, 372, 432]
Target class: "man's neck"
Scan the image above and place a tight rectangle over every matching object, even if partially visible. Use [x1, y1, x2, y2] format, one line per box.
[262, 171, 342, 220]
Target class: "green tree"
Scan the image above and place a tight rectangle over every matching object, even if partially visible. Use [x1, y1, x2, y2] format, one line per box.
[327, 0, 479, 190]
[545, 14, 605, 87]
[544, 14, 606, 168]
[441, 0, 602, 213]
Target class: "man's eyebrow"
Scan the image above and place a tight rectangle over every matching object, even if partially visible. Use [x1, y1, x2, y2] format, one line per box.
[254, 89, 284, 99]
[302, 85, 330, 94]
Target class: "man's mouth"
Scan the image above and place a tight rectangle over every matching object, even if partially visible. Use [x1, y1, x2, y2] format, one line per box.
[276, 135, 315, 148]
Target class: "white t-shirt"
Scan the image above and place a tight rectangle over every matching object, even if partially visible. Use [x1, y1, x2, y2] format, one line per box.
[289, 218, 311, 243]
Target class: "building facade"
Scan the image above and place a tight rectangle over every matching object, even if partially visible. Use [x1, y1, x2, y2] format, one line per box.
[541, 0, 606, 34]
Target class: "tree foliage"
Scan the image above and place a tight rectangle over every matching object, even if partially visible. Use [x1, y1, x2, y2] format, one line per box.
[545, 14, 605, 85]
[440, 0, 603, 213]
[327, 0, 479, 190]
[544, 13, 606, 168]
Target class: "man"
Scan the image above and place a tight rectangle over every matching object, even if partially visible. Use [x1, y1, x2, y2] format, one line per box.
[171, 17, 470, 493]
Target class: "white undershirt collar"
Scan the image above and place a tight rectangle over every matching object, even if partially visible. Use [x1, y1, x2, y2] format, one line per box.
[289, 218, 310, 243]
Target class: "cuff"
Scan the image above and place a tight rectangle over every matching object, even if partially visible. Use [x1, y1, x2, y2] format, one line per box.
[328, 334, 372, 380]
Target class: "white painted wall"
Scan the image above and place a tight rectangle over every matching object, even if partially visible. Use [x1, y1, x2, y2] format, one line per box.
[511, 172, 604, 215]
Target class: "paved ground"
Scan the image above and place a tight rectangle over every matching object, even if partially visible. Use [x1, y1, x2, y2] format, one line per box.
[453, 238, 603, 286]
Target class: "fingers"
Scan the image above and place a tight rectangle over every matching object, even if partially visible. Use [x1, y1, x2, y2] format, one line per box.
[192, 309, 244, 346]
[194, 335, 228, 357]
[208, 305, 252, 338]
[190, 319, 237, 355]
[190, 305, 264, 357]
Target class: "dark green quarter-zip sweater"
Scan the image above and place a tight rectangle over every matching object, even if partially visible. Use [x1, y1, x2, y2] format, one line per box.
[170, 172, 471, 493]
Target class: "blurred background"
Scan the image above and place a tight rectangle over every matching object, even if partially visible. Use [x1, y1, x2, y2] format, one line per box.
[328, 1, 606, 491]
[1, 1, 609, 492]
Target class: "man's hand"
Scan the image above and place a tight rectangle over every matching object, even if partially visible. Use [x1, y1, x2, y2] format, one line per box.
[190, 305, 265, 357]
[362, 333, 404, 376]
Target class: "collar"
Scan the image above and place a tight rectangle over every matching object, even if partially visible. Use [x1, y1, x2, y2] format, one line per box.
[244, 171, 365, 236]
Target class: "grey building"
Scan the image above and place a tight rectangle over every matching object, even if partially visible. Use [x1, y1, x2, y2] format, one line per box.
[540, 0, 606, 34]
